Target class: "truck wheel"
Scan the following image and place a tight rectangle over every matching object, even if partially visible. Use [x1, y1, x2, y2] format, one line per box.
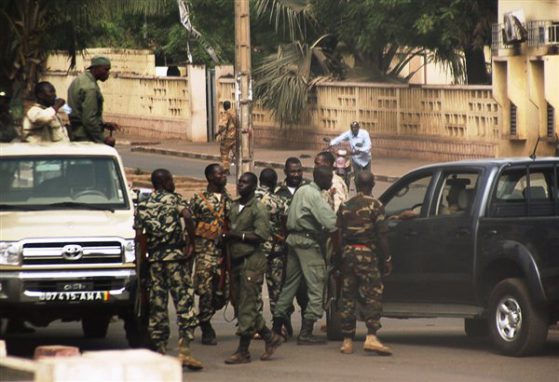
[464, 318, 488, 337]
[488, 278, 548, 356]
[123, 313, 152, 349]
[326, 275, 344, 341]
[82, 315, 111, 339]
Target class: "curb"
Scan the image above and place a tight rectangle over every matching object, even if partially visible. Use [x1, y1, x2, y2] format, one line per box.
[130, 146, 400, 183]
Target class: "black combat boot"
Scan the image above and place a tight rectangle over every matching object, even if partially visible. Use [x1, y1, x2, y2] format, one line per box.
[225, 335, 251, 364]
[200, 321, 217, 345]
[283, 316, 294, 338]
[272, 317, 284, 338]
[297, 319, 326, 345]
[259, 326, 283, 361]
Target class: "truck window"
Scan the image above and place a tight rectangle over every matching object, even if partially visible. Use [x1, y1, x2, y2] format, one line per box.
[434, 172, 479, 216]
[383, 174, 433, 217]
[0, 156, 129, 210]
[490, 165, 556, 217]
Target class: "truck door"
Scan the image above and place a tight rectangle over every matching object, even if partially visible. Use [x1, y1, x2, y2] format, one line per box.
[422, 170, 480, 304]
[380, 171, 434, 302]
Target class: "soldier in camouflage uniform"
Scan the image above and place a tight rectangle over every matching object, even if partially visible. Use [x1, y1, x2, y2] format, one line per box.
[335, 171, 392, 356]
[215, 101, 238, 175]
[190, 163, 230, 345]
[274, 157, 309, 337]
[255, 168, 287, 318]
[135, 169, 202, 370]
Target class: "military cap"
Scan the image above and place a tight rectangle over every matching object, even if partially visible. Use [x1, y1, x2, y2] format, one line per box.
[88, 55, 111, 69]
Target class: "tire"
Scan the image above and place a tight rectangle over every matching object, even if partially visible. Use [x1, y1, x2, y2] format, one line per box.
[123, 312, 152, 349]
[464, 318, 488, 337]
[326, 274, 344, 341]
[82, 315, 111, 339]
[487, 278, 548, 356]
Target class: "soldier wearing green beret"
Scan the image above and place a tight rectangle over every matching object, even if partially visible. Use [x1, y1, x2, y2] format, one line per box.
[67, 55, 118, 146]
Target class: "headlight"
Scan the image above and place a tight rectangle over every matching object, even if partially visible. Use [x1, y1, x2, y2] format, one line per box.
[0, 242, 21, 266]
[124, 240, 135, 263]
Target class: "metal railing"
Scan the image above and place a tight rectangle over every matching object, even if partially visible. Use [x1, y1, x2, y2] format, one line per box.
[528, 21, 559, 47]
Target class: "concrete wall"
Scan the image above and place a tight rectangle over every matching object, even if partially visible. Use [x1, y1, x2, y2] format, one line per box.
[217, 78, 501, 161]
[44, 50, 208, 142]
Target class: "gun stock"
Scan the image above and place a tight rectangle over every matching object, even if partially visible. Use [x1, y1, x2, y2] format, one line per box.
[134, 231, 149, 319]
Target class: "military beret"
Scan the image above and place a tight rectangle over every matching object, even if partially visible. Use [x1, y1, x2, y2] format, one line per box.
[88, 55, 111, 68]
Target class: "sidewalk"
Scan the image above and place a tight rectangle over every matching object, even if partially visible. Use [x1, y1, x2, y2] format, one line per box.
[118, 134, 434, 183]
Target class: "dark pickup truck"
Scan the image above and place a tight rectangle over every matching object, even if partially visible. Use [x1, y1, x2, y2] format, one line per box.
[328, 157, 559, 356]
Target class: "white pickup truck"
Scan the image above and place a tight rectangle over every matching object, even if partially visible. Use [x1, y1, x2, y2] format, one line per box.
[0, 142, 145, 345]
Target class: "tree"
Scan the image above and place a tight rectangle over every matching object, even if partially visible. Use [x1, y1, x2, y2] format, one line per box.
[253, 0, 496, 125]
[0, 0, 174, 119]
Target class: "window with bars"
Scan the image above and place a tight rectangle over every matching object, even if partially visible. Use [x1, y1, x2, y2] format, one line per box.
[547, 103, 555, 138]
[510, 103, 517, 136]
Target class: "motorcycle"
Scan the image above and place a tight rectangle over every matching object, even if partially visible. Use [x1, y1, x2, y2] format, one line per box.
[323, 137, 352, 189]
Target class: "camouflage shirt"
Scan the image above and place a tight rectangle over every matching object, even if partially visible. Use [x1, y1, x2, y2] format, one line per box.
[336, 193, 388, 252]
[255, 185, 287, 254]
[135, 190, 188, 262]
[275, 178, 310, 209]
[190, 191, 231, 236]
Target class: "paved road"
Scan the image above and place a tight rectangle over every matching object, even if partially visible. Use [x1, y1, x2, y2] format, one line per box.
[3, 304, 558, 382]
[117, 147, 392, 195]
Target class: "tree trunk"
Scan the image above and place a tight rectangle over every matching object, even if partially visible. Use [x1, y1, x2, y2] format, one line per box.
[464, 47, 489, 84]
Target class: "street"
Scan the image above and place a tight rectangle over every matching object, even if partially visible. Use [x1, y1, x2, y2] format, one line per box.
[117, 147, 393, 196]
[3, 149, 558, 382]
[3, 300, 559, 382]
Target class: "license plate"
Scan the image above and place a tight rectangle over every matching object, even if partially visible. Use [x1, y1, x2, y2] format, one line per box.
[38, 291, 110, 302]
[57, 282, 93, 292]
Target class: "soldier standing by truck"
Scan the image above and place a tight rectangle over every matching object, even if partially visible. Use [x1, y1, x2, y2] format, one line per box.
[135, 169, 203, 370]
[222, 172, 283, 364]
[190, 163, 230, 345]
[335, 171, 392, 355]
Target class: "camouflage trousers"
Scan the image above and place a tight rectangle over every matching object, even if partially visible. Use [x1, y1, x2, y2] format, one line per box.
[339, 245, 383, 337]
[148, 260, 197, 349]
[193, 238, 225, 323]
[256, 252, 285, 316]
[220, 139, 235, 171]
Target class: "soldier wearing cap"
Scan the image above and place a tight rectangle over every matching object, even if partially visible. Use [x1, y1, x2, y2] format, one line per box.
[67, 55, 118, 146]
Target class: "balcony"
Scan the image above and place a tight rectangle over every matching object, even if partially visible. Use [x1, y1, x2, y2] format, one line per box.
[527, 20, 559, 48]
[492, 20, 559, 54]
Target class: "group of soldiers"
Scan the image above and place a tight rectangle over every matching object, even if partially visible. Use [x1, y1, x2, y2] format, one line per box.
[135, 150, 393, 371]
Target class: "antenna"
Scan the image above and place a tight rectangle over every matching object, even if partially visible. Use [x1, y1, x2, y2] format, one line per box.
[530, 136, 540, 160]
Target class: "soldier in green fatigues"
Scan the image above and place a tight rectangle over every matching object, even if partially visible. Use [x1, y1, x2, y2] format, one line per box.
[190, 163, 230, 345]
[255, 168, 287, 319]
[222, 172, 283, 364]
[335, 171, 392, 356]
[273, 166, 338, 345]
[67, 56, 118, 146]
[135, 169, 203, 370]
[274, 157, 310, 337]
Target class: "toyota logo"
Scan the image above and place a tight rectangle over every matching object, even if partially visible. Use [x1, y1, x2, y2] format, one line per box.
[61, 245, 83, 261]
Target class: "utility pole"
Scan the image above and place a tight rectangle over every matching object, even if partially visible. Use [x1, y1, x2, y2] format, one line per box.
[234, 0, 253, 176]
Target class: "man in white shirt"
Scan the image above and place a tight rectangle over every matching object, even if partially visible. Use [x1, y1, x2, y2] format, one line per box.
[329, 121, 372, 185]
[22, 82, 69, 143]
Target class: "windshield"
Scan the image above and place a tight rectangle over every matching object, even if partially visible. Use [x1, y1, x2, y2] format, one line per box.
[0, 156, 129, 210]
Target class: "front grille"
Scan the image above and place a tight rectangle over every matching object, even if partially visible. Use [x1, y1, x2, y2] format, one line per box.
[24, 278, 126, 292]
[22, 241, 123, 266]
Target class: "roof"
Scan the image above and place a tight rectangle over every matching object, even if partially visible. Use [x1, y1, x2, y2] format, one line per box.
[412, 157, 559, 172]
[0, 142, 120, 157]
